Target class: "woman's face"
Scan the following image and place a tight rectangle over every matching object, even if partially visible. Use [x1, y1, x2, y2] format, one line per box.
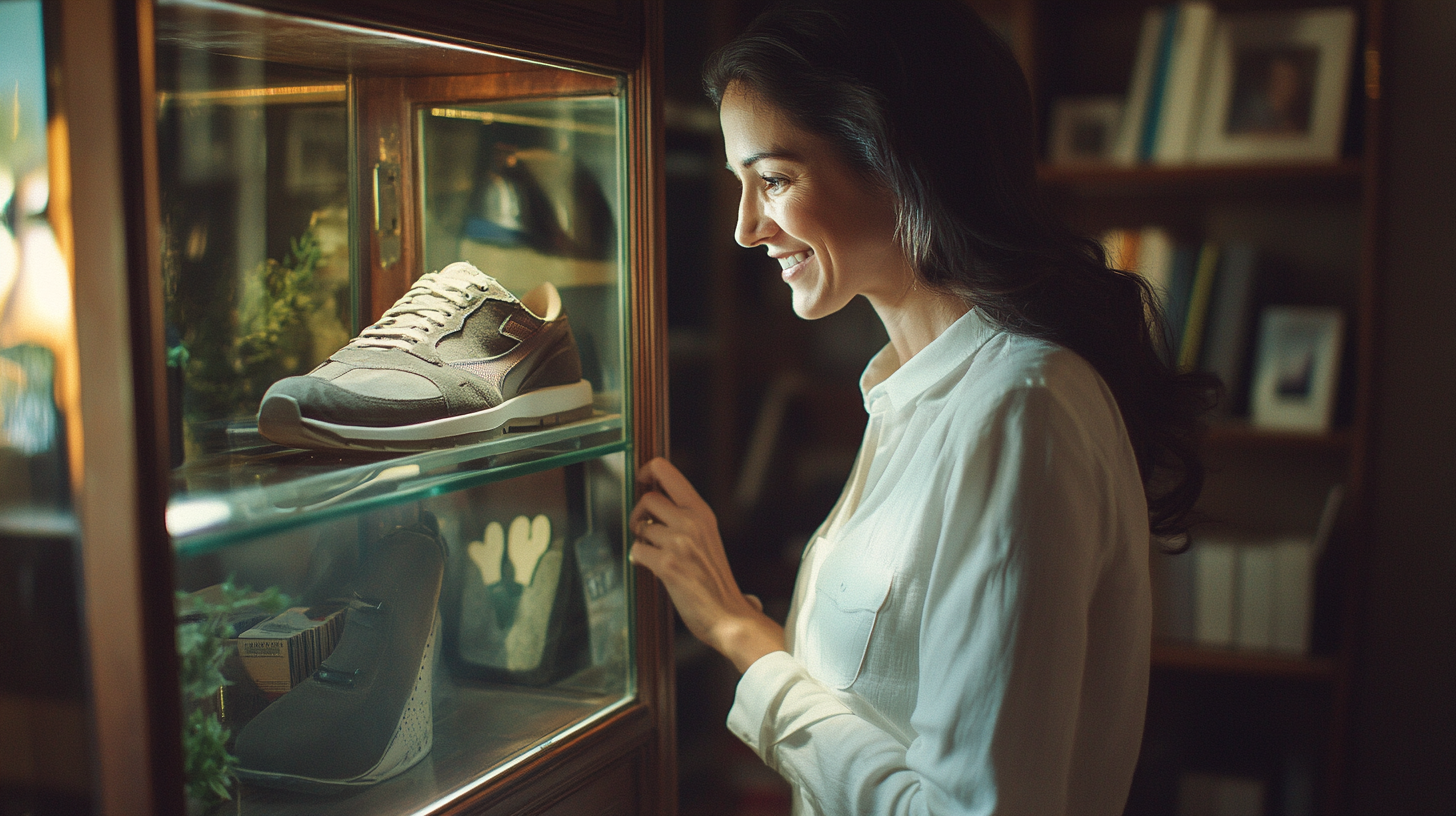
[720, 83, 911, 320]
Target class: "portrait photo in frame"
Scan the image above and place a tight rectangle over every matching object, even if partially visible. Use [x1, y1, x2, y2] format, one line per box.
[1047, 96, 1124, 167]
[1192, 8, 1358, 164]
[1250, 306, 1345, 433]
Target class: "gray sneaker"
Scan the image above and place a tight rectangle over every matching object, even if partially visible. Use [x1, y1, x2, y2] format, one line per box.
[257, 262, 592, 452]
[233, 515, 446, 792]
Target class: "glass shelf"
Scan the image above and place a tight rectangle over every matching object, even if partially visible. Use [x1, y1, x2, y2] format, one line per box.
[231, 677, 629, 816]
[169, 414, 625, 552]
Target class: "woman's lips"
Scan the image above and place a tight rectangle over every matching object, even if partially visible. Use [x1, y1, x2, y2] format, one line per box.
[779, 250, 812, 280]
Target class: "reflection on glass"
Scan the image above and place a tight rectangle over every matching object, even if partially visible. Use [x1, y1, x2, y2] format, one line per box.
[1, 1, 92, 813]
[422, 97, 625, 406]
[157, 52, 351, 461]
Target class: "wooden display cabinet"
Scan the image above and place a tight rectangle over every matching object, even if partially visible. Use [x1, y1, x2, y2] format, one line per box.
[46, 0, 673, 813]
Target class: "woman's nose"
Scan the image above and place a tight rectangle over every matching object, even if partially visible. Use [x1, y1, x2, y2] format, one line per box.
[734, 188, 771, 248]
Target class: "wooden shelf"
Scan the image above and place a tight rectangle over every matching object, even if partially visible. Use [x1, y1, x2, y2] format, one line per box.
[1151, 641, 1338, 681]
[1202, 422, 1353, 452]
[1038, 159, 1363, 200]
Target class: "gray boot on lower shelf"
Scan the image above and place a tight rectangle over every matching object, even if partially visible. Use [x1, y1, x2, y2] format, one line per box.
[234, 515, 445, 793]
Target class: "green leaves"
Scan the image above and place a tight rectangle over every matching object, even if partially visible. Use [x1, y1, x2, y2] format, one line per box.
[175, 578, 289, 807]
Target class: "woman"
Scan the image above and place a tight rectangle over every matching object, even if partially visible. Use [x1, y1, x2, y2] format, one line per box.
[629, 1, 1214, 813]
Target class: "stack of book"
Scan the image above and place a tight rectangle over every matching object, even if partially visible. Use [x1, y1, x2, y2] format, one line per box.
[1102, 227, 1262, 409]
[1111, 1, 1220, 166]
[1152, 485, 1342, 654]
[234, 602, 349, 697]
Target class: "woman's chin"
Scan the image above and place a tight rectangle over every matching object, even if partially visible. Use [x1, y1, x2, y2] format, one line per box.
[789, 291, 848, 321]
[788, 289, 822, 320]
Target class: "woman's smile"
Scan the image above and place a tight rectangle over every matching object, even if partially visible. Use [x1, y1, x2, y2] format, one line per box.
[777, 250, 813, 279]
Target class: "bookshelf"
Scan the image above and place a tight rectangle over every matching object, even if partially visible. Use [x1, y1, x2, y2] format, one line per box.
[1039, 160, 1363, 203]
[1152, 641, 1338, 681]
[1004, 0, 1384, 813]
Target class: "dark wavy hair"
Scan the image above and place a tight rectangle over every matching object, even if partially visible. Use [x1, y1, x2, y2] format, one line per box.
[704, 0, 1218, 537]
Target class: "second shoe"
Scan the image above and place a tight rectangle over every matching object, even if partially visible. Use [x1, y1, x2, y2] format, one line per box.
[233, 515, 447, 792]
[257, 262, 592, 452]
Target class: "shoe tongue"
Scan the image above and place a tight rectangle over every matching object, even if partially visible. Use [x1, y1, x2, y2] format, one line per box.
[434, 262, 513, 302]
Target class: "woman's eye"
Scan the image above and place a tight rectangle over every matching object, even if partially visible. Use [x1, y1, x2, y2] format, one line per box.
[761, 175, 785, 191]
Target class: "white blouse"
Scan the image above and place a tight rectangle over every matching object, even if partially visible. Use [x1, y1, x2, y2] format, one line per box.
[727, 308, 1152, 816]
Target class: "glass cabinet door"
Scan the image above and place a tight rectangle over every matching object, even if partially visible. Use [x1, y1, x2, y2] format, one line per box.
[155, 1, 638, 812]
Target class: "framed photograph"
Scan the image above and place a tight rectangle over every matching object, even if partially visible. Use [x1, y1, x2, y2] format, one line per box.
[1192, 8, 1357, 164]
[1047, 96, 1124, 167]
[1250, 306, 1344, 433]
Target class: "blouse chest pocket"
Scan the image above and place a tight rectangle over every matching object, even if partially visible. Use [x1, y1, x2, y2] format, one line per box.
[806, 548, 894, 690]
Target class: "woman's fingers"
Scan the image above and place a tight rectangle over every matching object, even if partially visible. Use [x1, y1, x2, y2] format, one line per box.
[628, 538, 663, 571]
[633, 490, 693, 530]
[637, 457, 710, 514]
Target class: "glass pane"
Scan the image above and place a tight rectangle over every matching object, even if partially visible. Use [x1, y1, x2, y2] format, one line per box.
[156, 41, 352, 461]
[421, 96, 625, 410]
[174, 454, 631, 813]
[154, 1, 635, 811]
[0, 0, 93, 812]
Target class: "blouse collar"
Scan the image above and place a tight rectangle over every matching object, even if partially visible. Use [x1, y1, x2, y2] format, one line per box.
[861, 308, 999, 413]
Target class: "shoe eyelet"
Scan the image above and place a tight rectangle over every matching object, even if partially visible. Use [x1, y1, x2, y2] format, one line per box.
[314, 665, 362, 688]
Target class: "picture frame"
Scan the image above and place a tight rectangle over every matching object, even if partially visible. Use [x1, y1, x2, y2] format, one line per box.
[1250, 306, 1344, 433]
[1192, 8, 1358, 164]
[1047, 95, 1124, 167]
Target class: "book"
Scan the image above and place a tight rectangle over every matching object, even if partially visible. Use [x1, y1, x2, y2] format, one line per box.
[1177, 772, 1268, 816]
[1151, 546, 1196, 642]
[1235, 543, 1275, 649]
[1161, 241, 1200, 362]
[1100, 227, 1142, 272]
[1198, 241, 1260, 414]
[1151, 2, 1218, 164]
[1178, 241, 1221, 371]
[1111, 6, 1167, 165]
[1193, 539, 1237, 646]
[1139, 4, 1181, 161]
[1270, 484, 1345, 654]
[1270, 537, 1317, 654]
[1134, 225, 1176, 298]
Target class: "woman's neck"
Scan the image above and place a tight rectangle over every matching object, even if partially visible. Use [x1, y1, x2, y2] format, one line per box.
[869, 285, 971, 365]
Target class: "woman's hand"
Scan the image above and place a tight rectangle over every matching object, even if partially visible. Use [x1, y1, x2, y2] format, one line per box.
[630, 457, 785, 672]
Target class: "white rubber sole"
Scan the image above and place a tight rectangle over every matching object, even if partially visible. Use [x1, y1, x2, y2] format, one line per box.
[259, 380, 593, 452]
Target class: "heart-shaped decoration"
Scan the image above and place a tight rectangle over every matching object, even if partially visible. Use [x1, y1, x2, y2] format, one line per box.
[507, 514, 551, 586]
[467, 521, 505, 585]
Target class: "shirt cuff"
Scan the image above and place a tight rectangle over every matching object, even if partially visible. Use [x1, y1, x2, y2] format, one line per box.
[727, 651, 798, 755]
[727, 650, 853, 771]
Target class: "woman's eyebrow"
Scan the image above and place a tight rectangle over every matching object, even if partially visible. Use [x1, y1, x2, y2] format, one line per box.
[731, 149, 803, 170]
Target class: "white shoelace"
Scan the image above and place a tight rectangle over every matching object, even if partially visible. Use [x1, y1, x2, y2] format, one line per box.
[350, 265, 497, 351]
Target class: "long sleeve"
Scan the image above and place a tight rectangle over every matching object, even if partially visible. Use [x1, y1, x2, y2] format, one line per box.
[727, 321, 1150, 816]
